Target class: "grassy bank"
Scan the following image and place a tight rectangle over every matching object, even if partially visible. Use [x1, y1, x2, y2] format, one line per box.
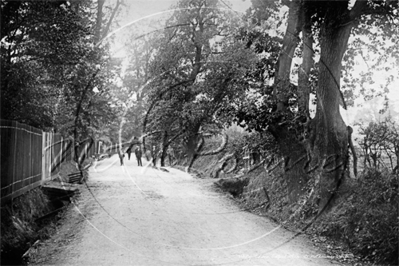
[189, 130, 398, 266]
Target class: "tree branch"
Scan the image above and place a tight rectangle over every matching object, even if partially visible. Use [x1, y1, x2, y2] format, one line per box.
[101, 0, 121, 40]
[350, 0, 368, 20]
[73, 69, 101, 164]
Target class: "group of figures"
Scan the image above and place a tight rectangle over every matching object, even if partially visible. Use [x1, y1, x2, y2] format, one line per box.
[118, 143, 142, 166]
[126, 144, 142, 166]
[117, 140, 173, 168]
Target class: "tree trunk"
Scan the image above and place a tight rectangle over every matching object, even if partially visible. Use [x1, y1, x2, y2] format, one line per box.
[310, 9, 352, 212]
[101, 0, 121, 41]
[187, 136, 204, 172]
[94, 0, 105, 43]
[272, 128, 310, 203]
[185, 123, 201, 171]
[269, 2, 355, 209]
[298, 4, 313, 115]
[160, 131, 168, 167]
[269, 0, 308, 202]
[274, 0, 302, 111]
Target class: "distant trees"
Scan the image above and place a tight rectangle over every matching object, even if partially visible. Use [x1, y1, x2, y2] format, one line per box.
[120, 33, 160, 140]
[357, 116, 399, 173]
[139, 0, 256, 168]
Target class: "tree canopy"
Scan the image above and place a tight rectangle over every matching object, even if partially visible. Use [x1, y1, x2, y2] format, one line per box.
[130, 0, 257, 167]
[1, 0, 121, 140]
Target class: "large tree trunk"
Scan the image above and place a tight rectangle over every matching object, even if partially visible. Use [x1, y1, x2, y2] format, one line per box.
[272, 4, 315, 204]
[297, 4, 313, 115]
[269, 0, 308, 203]
[274, 0, 302, 111]
[271, 127, 310, 203]
[310, 7, 352, 212]
[269, 1, 355, 209]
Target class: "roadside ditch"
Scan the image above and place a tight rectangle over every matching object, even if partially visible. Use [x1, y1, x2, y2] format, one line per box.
[0, 161, 89, 265]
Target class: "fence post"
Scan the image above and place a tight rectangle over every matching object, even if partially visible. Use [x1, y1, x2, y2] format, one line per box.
[42, 132, 48, 181]
[42, 132, 51, 181]
[42, 132, 45, 181]
[61, 136, 64, 165]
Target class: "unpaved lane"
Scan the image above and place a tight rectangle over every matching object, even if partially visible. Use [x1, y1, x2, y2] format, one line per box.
[31, 156, 341, 266]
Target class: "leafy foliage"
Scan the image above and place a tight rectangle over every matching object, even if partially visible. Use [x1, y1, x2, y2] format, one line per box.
[342, 5, 399, 107]
[1, 1, 90, 129]
[357, 115, 399, 172]
[1, 0, 118, 141]
[141, 0, 257, 161]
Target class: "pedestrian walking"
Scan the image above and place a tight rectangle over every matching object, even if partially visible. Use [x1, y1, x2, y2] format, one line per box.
[126, 143, 134, 160]
[135, 147, 142, 166]
[118, 149, 124, 166]
[152, 145, 158, 167]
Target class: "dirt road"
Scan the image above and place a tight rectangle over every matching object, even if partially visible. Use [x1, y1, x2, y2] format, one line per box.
[30, 155, 341, 266]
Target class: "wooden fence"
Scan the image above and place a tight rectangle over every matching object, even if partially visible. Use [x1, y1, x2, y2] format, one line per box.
[1, 119, 97, 204]
[42, 132, 74, 181]
[1, 120, 43, 203]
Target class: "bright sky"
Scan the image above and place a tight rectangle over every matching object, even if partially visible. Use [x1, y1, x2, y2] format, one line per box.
[108, 0, 251, 56]
[118, 0, 250, 21]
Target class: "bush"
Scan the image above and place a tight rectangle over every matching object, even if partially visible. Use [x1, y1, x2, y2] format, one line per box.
[215, 177, 249, 197]
[317, 169, 398, 265]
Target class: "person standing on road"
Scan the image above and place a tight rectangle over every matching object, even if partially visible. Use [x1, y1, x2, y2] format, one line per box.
[126, 143, 134, 160]
[135, 147, 142, 166]
[151, 145, 158, 167]
[118, 148, 124, 166]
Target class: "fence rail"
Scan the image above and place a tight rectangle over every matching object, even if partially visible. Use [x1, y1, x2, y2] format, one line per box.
[1, 119, 96, 204]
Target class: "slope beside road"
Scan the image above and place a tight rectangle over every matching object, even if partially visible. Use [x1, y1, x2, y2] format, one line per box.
[29, 155, 343, 266]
